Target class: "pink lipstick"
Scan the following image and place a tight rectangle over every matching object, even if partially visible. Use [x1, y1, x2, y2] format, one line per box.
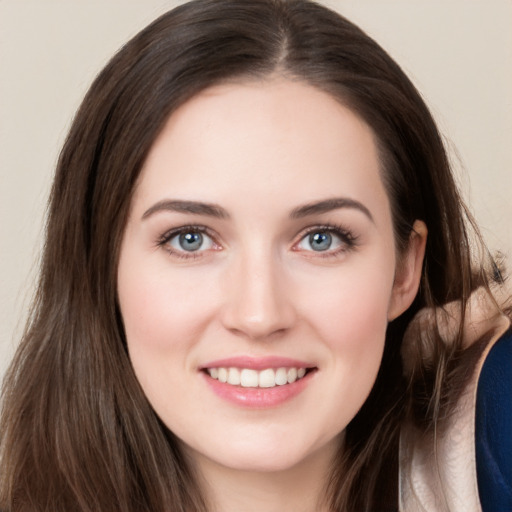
[200, 356, 316, 408]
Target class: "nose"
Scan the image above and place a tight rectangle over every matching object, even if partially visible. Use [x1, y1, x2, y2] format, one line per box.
[220, 249, 296, 341]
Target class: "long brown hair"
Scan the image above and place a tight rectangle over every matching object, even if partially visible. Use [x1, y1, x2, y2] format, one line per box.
[0, 1, 501, 510]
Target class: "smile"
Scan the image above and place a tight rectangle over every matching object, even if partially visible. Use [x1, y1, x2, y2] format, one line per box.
[206, 367, 308, 388]
[200, 357, 317, 407]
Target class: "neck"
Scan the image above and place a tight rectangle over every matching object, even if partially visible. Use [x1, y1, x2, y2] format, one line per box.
[187, 437, 340, 512]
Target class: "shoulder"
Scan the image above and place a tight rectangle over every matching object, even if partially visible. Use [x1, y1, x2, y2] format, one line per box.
[399, 286, 511, 512]
[475, 328, 512, 512]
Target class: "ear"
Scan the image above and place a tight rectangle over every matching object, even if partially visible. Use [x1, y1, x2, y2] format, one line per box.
[388, 220, 427, 321]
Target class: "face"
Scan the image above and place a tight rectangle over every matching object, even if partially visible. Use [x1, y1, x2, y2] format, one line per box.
[117, 79, 424, 474]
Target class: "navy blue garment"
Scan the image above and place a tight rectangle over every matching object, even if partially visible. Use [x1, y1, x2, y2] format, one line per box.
[475, 329, 512, 512]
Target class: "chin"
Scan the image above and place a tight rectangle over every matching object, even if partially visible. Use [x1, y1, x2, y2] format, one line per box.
[187, 430, 338, 475]
[220, 451, 305, 473]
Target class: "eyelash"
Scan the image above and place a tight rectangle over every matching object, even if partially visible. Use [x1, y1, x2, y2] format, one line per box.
[296, 223, 359, 258]
[156, 223, 358, 260]
[157, 225, 219, 260]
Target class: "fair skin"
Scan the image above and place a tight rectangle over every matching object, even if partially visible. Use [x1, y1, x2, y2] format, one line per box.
[117, 79, 426, 512]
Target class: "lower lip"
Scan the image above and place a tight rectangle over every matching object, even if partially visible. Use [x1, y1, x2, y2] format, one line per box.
[201, 371, 315, 408]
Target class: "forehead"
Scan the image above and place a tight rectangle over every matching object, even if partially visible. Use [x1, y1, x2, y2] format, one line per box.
[133, 79, 390, 222]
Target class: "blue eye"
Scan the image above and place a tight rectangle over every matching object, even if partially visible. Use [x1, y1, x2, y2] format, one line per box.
[308, 232, 332, 251]
[178, 232, 203, 251]
[296, 226, 355, 254]
[166, 229, 215, 253]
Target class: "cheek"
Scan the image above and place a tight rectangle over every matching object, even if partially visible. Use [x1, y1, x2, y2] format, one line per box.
[118, 256, 218, 353]
[117, 256, 220, 417]
[295, 256, 395, 417]
[300, 254, 394, 344]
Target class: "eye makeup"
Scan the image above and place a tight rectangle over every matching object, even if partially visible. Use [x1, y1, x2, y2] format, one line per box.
[156, 224, 221, 260]
[292, 222, 359, 259]
[155, 221, 359, 261]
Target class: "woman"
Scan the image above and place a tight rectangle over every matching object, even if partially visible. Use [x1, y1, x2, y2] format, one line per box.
[1, 0, 510, 511]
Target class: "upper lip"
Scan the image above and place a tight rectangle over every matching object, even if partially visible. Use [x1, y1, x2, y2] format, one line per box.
[200, 356, 315, 371]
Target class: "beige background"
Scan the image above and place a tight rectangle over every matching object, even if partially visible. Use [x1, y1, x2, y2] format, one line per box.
[1, 1, 511, 380]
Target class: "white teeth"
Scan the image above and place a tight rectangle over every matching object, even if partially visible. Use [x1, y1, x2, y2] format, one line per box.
[207, 366, 309, 388]
[258, 369, 275, 388]
[240, 369, 259, 387]
[287, 367, 297, 384]
[227, 368, 241, 385]
[217, 367, 228, 383]
[275, 367, 288, 386]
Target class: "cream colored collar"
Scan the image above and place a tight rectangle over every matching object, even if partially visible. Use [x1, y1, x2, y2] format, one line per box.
[399, 286, 511, 511]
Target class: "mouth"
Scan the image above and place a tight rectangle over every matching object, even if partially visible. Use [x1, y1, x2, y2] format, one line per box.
[200, 357, 318, 408]
[203, 366, 315, 388]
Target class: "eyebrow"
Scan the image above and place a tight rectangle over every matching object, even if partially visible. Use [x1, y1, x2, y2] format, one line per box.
[142, 196, 373, 222]
[290, 197, 374, 222]
[142, 200, 230, 220]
